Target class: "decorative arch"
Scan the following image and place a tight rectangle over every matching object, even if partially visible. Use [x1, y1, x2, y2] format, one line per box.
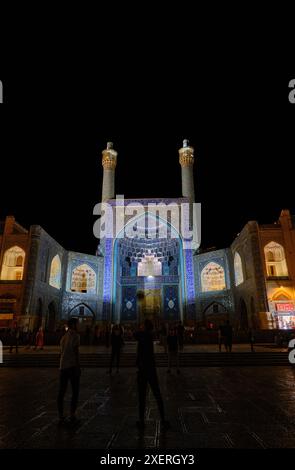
[71, 263, 97, 294]
[271, 289, 291, 301]
[112, 211, 187, 322]
[0, 246, 25, 280]
[202, 301, 228, 327]
[69, 302, 95, 318]
[201, 262, 226, 292]
[234, 252, 244, 286]
[69, 303, 95, 335]
[203, 301, 227, 315]
[264, 241, 288, 277]
[49, 254, 62, 289]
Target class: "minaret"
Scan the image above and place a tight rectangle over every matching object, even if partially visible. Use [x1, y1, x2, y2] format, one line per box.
[179, 139, 195, 202]
[101, 142, 117, 202]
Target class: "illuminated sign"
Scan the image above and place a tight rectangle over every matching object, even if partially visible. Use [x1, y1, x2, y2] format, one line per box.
[276, 303, 295, 312]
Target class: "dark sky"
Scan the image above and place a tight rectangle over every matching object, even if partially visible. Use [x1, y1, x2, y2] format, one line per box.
[0, 21, 294, 255]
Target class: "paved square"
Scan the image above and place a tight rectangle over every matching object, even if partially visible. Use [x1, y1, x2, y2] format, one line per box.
[1, 366, 295, 449]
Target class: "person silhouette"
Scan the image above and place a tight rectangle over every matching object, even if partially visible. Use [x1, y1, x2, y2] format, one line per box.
[224, 320, 233, 353]
[57, 318, 81, 425]
[109, 324, 124, 374]
[135, 319, 169, 430]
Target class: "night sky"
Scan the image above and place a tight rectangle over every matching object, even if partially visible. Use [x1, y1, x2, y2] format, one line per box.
[0, 27, 294, 255]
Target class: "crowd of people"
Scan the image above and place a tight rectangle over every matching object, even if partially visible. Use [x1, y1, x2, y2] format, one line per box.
[56, 319, 260, 429]
[2, 318, 291, 430]
[58, 318, 171, 429]
[0, 320, 262, 355]
[0, 325, 45, 352]
[104, 321, 186, 375]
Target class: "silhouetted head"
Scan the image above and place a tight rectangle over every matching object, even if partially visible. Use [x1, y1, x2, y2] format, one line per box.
[144, 319, 153, 332]
[67, 318, 78, 330]
[226, 320, 230, 325]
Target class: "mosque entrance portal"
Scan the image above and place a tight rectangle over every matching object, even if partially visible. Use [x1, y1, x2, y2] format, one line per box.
[112, 211, 185, 325]
[138, 288, 161, 326]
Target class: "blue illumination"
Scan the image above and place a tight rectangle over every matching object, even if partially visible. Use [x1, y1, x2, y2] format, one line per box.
[184, 249, 196, 319]
[112, 211, 187, 322]
[102, 238, 113, 321]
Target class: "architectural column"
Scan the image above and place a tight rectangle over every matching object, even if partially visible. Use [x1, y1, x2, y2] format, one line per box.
[179, 139, 195, 203]
[101, 142, 117, 202]
[279, 209, 295, 280]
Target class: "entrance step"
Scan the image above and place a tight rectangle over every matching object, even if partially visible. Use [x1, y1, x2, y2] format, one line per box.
[1, 352, 290, 367]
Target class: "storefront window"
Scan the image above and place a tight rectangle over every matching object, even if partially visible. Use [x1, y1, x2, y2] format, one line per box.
[273, 302, 295, 329]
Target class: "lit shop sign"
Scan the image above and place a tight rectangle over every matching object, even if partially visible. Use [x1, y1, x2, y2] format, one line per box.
[0, 314, 14, 320]
[275, 303, 295, 313]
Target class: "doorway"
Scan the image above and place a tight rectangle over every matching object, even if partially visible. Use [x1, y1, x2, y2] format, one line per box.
[47, 301, 56, 332]
[138, 288, 161, 327]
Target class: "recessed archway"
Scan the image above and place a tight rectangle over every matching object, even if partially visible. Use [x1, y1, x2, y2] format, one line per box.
[264, 241, 288, 277]
[202, 301, 228, 328]
[71, 264, 97, 294]
[49, 255, 62, 289]
[234, 252, 244, 286]
[201, 262, 226, 292]
[69, 303, 95, 334]
[0, 246, 25, 280]
[112, 211, 186, 324]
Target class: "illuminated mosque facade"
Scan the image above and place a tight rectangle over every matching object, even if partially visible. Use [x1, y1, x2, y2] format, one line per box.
[0, 141, 295, 331]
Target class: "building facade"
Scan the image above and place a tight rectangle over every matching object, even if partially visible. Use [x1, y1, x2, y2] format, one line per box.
[0, 142, 295, 331]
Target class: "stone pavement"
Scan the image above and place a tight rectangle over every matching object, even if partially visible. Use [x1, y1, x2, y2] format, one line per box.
[1, 366, 295, 449]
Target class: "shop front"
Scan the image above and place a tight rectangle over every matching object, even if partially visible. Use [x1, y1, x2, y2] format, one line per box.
[273, 302, 295, 329]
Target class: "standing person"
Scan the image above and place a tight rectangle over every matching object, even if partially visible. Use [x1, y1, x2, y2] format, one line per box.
[218, 322, 226, 352]
[25, 330, 33, 349]
[177, 321, 185, 352]
[135, 320, 169, 430]
[57, 318, 81, 425]
[109, 324, 123, 374]
[9, 325, 19, 353]
[249, 328, 255, 352]
[35, 327, 44, 350]
[224, 320, 233, 353]
[167, 328, 180, 374]
[159, 323, 167, 353]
